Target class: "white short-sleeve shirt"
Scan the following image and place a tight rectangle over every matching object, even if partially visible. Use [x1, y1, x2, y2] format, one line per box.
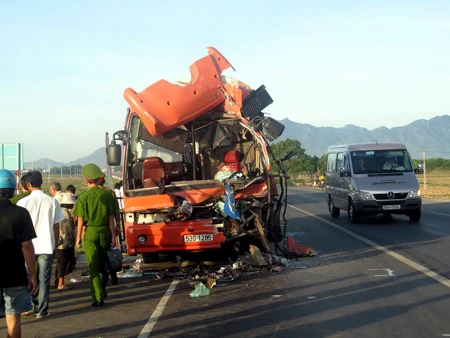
[17, 190, 65, 254]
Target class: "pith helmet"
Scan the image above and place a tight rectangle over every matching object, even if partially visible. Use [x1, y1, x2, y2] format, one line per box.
[0, 169, 16, 189]
[82, 163, 104, 179]
[59, 192, 77, 205]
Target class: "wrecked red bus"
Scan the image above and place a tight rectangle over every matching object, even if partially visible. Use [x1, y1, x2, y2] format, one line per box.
[107, 47, 287, 262]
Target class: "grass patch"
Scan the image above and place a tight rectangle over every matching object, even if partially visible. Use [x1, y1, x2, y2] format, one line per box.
[39, 174, 119, 196]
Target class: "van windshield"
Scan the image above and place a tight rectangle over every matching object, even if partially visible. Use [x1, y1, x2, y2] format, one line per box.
[351, 149, 413, 174]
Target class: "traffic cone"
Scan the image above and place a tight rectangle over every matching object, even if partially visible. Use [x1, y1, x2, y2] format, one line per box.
[287, 235, 317, 257]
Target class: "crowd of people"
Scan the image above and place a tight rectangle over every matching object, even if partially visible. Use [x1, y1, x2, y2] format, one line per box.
[0, 164, 122, 337]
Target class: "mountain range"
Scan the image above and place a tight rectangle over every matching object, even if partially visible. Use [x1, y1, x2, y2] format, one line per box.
[279, 115, 450, 159]
[24, 115, 450, 168]
[25, 147, 108, 170]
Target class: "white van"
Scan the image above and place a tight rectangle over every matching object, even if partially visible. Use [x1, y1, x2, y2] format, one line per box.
[324, 143, 421, 223]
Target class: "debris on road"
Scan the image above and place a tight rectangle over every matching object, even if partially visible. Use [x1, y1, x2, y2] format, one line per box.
[287, 235, 317, 257]
[189, 282, 210, 298]
[249, 245, 268, 266]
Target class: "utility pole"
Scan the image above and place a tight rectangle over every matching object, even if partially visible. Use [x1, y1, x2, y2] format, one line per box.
[422, 151, 426, 190]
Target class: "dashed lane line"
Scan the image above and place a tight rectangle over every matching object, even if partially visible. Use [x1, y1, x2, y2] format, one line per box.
[422, 209, 450, 217]
[288, 204, 450, 289]
[138, 280, 179, 337]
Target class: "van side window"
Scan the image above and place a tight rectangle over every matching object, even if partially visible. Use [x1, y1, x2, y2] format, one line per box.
[336, 153, 345, 170]
[327, 153, 337, 172]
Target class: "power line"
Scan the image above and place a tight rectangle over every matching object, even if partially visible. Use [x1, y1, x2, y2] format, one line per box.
[409, 150, 450, 154]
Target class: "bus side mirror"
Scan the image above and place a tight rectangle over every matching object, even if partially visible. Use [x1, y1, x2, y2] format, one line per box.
[107, 144, 121, 166]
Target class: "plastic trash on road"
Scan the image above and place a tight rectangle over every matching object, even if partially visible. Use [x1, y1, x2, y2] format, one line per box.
[117, 268, 144, 278]
[189, 282, 210, 297]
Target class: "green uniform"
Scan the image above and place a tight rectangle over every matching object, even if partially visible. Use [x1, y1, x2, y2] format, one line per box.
[10, 191, 31, 204]
[73, 186, 117, 302]
[100, 187, 120, 216]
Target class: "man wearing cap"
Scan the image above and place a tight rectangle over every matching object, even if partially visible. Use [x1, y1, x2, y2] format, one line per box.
[96, 175, 121, 285]
[73, 164, 117, 307]
[54, 192, 77, 290]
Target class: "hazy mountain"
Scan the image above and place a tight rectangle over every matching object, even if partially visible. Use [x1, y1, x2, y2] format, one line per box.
[65, 147, 107, 168]
[23, 115, 450, 168]
[24, 148, 107, 169]
[25, 158, 64, 169]
[279, 115, 450, 159]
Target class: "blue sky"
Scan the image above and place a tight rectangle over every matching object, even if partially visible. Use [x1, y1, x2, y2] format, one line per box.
[1, 0, 449, 162]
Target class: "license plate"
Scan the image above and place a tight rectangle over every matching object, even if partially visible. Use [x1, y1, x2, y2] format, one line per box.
[383, 205, 400, 210]
[184, 234, 213, 242]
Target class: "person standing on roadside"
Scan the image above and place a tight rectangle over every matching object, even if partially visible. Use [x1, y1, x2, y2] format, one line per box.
[49, 181, 63, 203]
[114, 182, 124, 210]
[17, 171, 64, 319]
[97, 176, 121, 286]
[0, 169, 38, 337]
[73, 164, 117, 307]
[10, 174, 31, 205]
[65, 184, 77, 199]
[54, 193, 77, 290]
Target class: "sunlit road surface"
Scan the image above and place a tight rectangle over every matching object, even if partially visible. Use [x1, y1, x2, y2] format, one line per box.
[3, 187, 450, 338]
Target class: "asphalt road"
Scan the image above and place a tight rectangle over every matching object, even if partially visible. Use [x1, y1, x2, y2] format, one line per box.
[2, 187, 450, 337]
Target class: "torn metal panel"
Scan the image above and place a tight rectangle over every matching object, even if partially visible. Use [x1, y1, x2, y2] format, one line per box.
[124, 47, 244, 136]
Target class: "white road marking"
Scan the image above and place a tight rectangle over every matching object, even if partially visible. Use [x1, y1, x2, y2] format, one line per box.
[288, 204, 450, 289]
[368, 269, 395, 277]
[138, 280, 179, 338]
[422, 209, 450, 217]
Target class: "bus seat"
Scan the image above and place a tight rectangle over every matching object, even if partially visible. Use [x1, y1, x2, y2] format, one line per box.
[214, 150, 244, 181]
[142, 157, 166, 188]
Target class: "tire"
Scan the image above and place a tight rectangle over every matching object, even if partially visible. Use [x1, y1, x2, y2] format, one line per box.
[382, 212, 392, 219]
[409, 209, 421, 222]
[348, 199, 361, 224]
[142, 253, 159, 263]
[329, 197, 340, 218]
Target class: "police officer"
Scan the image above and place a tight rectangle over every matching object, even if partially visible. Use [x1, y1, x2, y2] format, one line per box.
[73, 164, 117, 307]
[96, 175, 120, 285]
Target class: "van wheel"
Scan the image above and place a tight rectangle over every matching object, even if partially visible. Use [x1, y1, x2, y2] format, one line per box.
[348, 200, 361, 224]
[329, 198, 340, 218]
[409, 209, 421, 222]
[382, 212, 392, 219]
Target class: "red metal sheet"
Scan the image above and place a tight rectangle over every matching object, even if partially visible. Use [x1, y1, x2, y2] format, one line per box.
[124, 47, 235, 136]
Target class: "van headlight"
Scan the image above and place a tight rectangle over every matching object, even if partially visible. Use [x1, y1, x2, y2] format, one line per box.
[355, 191, 375, 201]
[407, 189, 421, 198]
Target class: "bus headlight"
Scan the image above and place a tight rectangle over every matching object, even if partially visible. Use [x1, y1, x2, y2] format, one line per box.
[407, 189, 420, 198]
[137, 235, 147, 244]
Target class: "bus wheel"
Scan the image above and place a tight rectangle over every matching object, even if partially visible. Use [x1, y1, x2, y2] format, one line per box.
[329, 198, 340, 218]
[348, 200, 361, 224]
